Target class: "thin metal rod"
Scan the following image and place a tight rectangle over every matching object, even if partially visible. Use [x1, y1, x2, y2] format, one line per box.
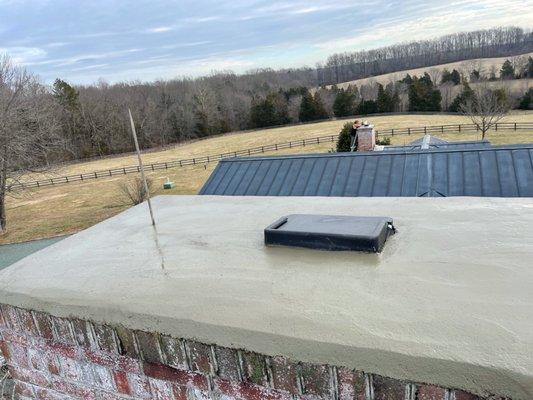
[128, 108, 156, 226]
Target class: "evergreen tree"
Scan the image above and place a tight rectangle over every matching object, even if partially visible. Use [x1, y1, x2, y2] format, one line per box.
[500, 60, 515, 79]
[333, 89, 356, 117]
[52, 79, 80, 110]
[440, 69, 451, 84]
[313, 92, 329, 120]
[408, 74, 441, 111]
[518, 88, 533, 110]
[250, 93, 289, 128]
[450, 69, 461, 85]
[400, 74, 413, 85]
[299, 90, 329, 122]
[357, 100, 378, 115]
[526, 57, 533, 78]
[336, 122, 352, 152]
[449, 81, 474, 112]
[441, 69, 461, 85]
[376, 84, 394, 113]
[469, 69, 481, 82]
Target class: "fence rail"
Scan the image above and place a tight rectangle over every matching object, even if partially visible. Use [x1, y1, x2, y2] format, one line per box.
[9, 121, 533, 191]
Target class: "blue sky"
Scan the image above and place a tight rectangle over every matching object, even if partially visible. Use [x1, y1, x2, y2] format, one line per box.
[1, 0, 531, 84]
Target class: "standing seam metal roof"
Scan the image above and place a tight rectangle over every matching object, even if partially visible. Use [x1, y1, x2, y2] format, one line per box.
[199, 144, 533, 197]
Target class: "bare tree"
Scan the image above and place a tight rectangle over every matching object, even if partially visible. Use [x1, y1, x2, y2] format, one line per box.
[460, 84, 510, 139]
[117, 175, 154, 206]
[0, 54, 62, 234]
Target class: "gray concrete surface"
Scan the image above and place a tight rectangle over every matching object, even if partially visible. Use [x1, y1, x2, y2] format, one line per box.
[0, 196, 532, 399]
[0, 236, 67, 270]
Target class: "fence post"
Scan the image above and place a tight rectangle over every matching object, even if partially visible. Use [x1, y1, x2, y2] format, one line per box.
[495, 123, 498, 131]
[123, 167, 126, 174]
[165, 163, 168, 169]
[391, 129, 394, 136]
[94, 172, 97, 178]
[109, 170, 112, 176]
[459, 125, 461, 132]
[514, 122, 517, 130]
[441, 126, 444, 133]
[80, 174, 83, 181]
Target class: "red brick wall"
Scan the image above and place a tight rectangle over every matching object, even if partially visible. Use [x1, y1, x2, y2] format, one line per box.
[0, 304, 494, 400]
[356, 127, 375, 152]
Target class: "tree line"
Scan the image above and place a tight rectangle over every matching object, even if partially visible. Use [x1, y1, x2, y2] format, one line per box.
[32, 50, 533, 163]
[317, 27, 533, 85]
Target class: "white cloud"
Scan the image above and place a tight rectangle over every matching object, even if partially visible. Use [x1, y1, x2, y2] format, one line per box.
[0, 46, 46, 64]
[146, 26, 173, 33]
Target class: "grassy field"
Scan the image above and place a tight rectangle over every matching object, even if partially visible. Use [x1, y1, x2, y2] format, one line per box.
[2, 111, 533, 244]
[330, 53, 533, 89]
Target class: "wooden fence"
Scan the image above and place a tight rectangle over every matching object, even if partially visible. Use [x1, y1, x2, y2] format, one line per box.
[9, 121, 533, 191]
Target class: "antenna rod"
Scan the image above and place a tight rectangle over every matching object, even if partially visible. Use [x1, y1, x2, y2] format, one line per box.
[128, 108, 156, 226]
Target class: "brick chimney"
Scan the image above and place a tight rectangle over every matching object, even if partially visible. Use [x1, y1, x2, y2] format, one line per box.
[357, 125, 375, 151]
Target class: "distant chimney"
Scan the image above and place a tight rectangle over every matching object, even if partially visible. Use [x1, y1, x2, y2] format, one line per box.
[357, 125, 375, 151]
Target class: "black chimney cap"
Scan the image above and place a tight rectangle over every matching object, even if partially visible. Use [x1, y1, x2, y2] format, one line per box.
[265, 214, 395, 253]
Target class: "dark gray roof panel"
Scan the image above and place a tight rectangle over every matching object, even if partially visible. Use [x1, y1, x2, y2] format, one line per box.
[199, 144, 533, 198]
[382, 139, 491, 152]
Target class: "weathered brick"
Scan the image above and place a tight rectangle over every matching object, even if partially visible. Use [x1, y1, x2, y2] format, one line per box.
[70, 318, 97, 349]
[10, 365, 49, 387]
[34, 386, 75, 400]
[58, 355, 83, 382]
[47, 341, 78, 359]
[0, 340, 11, 360]
[16, 308, 39, 337]
[113, 370, 131, 395]
[50, 316, 75, 345]
[187, 387, 210, 400]
[214, 346, 240, 382]
[93, 363, 116, 391]
[47, 353, 61, 375]
[270, 356, 299, 395]
[241, 351, 269, 386]
[172, 383, 188, 400]
[1, 305, 21, 331]
[84, 348, 142, 374]
[93, 323, 119, 354]
[32, 311, 55, 341]
[6, 342, 29, 369]
[299, 362, 332, 397]
[143, 361, 208, 390]
[115, 325, 140, 358]
[136, 330, 163, 364]
[160, 335, 187, 370]
[337, 368, 366, 400]
[128, 372, 152, 399]
[214, 378, 292, 400]
[49, 375, 97, 399]
[27, 347, 47, 372]
[453, 390, 483, 400]
[149, 378, 175, 400]
[0, 304, 7, 327]
[14, 380, 35, 397]
[187, 340, 212, 375]
[416, 384, 447, 400]
[372, 374, 407, 400]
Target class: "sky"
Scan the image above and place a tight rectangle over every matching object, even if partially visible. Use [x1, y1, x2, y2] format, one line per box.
[0, 0, 532, 84]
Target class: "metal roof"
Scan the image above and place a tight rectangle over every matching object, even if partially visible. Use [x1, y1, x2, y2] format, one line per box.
[199, 143, 533, 197]
[381, 137, 491, 152]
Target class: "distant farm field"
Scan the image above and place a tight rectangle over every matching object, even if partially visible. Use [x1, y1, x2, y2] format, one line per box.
[2, 111, 533, 244]
[329, 53, 533, 89]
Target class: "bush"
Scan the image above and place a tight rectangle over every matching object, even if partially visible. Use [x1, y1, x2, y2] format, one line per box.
[376, 136, 391, 145]
[118, 176, 154, 206]
[336, 122, 353, 152]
